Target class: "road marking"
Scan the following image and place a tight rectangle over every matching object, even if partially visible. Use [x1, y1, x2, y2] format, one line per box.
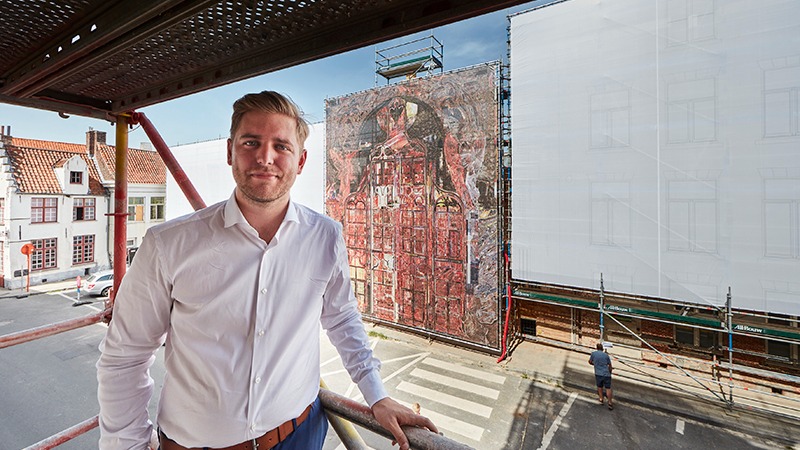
[55, 291, 105, 323]
[351, 353, 430, 402]
[538, 392, 577, 450]
[397, 400, 485, 442]
[396, 381, 493, 418]
[676, 419, 685, 435]
[422, 357, 506, 385]
[409, 367, 500, 399]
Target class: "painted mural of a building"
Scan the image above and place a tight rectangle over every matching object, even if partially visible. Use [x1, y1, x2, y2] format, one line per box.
[326, 63, 501, 348]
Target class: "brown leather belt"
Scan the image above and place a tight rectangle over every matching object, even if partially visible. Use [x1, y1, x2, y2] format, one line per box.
[159, 403, 313, 450]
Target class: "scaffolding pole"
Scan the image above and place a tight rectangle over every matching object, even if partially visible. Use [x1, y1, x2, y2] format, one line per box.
[727, 287, 734, 405]
[599, 273, 605, 341]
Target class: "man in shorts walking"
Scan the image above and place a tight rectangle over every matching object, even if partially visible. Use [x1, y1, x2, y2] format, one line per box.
[589, 342, 614, 410]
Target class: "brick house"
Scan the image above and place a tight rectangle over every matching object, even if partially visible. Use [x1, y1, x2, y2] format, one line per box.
[0, 128, 165, 289]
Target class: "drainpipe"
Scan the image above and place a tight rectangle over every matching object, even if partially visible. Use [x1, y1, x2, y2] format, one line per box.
[497, 244, 512, 362]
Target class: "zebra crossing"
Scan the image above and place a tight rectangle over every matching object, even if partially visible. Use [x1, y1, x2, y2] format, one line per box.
[320, 334, 507, 447]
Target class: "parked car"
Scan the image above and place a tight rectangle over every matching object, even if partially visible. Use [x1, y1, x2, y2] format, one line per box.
[83, 270, 113, 297]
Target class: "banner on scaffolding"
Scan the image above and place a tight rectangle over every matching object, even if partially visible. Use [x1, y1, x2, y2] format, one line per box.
[509, 0, 800, 316]
[325, 63, 501, 348]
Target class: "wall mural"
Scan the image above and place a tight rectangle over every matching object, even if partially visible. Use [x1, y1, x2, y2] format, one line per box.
[325, 63, 500, 348]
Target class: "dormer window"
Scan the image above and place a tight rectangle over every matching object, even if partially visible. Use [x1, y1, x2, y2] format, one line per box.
[70, 171, 83, 184]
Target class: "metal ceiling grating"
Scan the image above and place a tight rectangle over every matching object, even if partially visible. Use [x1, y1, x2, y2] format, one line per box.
[0, 0, 528, 120]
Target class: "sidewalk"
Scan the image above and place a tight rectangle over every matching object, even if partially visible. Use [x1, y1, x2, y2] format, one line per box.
[370, 324, 800, 448]
[0, 278, 80, 300]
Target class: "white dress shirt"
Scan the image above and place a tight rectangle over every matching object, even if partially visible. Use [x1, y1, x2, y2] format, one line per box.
[97, 193, 387, 449]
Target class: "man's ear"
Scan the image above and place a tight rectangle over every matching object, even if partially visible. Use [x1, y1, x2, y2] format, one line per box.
[226, 139, 233, 166]
[296, 148, 307, 174]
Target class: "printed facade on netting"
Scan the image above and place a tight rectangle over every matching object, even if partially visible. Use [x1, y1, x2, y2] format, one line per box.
[325, 63, 500, 348]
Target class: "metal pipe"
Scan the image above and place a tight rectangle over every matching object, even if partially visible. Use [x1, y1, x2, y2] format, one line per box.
[319, 380, 369, 450]
[0, 310, 107, 349]
[497, 245, 512, 362]
[318, 388, 474, 450]
[727, 287, 734, 405]
[22, 415, 98, 450]
[599, 273, 605, 341]
[131, 111, 206, 211]
[111, 115, 129, 309]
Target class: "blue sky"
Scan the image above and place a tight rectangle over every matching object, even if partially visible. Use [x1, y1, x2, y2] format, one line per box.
[0, 1, 549, 148]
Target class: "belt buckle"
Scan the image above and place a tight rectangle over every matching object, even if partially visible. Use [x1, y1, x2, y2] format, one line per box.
[251, 438, 259, 450]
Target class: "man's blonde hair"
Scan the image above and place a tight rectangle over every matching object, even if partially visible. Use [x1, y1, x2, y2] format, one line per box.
[230, 91, 309, 144]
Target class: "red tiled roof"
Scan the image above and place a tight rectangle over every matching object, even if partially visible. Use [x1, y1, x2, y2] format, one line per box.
[94, 145, 166, 184]
[5, 137, 106, 195]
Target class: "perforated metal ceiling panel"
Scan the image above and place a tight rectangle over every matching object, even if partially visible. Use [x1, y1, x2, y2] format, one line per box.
[0, 0, 527, 120]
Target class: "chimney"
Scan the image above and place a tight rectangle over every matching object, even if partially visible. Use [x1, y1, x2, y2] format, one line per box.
[0, 125, 9, 136]
[86, 128, 106, 157]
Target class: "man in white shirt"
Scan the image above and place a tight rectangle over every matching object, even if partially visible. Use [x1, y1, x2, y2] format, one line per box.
[97, 91, 437, 450]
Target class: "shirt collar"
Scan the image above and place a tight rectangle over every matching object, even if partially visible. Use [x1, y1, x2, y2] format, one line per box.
[223, 190, 300, 230]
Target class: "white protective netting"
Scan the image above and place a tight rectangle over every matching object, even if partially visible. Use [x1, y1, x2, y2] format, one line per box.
[510, 0, 800, 315]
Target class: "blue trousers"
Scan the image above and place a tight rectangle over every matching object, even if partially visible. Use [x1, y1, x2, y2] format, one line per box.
[159, 396, 328, 450]
[273, 396, 328, 450]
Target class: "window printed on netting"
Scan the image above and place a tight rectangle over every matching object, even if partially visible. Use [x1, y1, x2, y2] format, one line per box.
[325, 63, 501, 348]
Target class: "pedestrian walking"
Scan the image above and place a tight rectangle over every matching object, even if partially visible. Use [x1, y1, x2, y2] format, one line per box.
[589, 342, 614, 410]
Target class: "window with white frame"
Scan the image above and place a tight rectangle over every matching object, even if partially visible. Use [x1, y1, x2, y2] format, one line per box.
[69, 171, 83, 184]
[128, 197, 144, 222]
[72, 235, 94, 264]
[73, 198, 96, 221]
[31, 197, 58, 223]
[150, 196, 165, 220]
[31, 238, 57, 270]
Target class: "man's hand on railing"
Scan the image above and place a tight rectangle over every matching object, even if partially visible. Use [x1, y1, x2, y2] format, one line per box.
[372, 397, 438, 450]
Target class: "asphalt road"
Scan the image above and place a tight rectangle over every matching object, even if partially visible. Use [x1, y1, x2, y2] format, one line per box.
[0, 291, 784, 450]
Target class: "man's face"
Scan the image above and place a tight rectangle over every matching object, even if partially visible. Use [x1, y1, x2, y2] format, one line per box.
[227, 111, 307, 207]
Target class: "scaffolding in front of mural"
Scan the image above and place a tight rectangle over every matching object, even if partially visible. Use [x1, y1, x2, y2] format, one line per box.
[375, 35, 443, 84]
[513, 278, 800, 422]
[497, 61, 521, 361]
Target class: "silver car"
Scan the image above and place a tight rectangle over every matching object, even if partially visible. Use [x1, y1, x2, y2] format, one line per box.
[83, 270, 113, 297]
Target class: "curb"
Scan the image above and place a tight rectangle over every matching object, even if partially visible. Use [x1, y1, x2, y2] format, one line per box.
[0, 286, 74, 300]
[372, 324, 799, 448]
